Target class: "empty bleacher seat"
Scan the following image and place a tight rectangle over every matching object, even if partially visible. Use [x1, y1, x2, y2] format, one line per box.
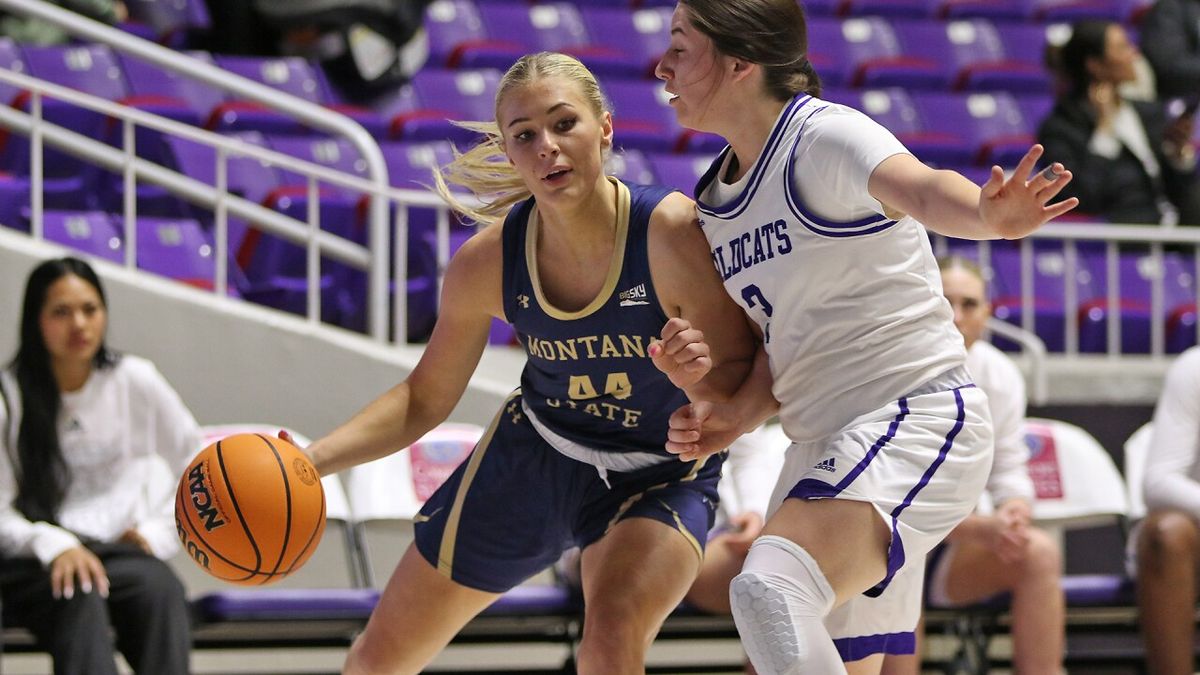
[647, 152, 714, 195]
[124, 0, 211, 48]
[579, 6, 673, 79]
[423, 0, 525, 69]
[400, 68, 502, 145]
[893, 18, 1051, 93]
[476, 3, 646, 77]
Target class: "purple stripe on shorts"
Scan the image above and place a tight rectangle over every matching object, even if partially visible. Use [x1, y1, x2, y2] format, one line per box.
[787, 398, 910, 501]
[834, 631, 917, 660]
[867, 387, 967, 598]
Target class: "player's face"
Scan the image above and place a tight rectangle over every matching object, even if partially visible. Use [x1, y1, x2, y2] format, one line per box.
[655, 5, 726, 132]
[39, 274, 107, 369]
[941, 266, 989, 349]
[498, 77, 612, 206]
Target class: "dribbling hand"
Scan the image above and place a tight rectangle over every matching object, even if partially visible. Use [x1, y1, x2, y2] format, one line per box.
[650, 317, 713, 391]
[979, 144, 1079, 240]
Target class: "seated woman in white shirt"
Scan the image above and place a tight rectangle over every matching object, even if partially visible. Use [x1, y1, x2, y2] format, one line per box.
[883, 255, 1064, 674]
[1136, 346, 1200, 674]
[0, 257, 200, 675]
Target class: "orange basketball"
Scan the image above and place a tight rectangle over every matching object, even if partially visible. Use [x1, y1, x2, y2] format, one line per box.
[174, 433, 326, 585]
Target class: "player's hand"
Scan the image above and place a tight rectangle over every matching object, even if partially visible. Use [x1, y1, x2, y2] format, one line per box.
[979, 144, 1079, 240]
[50, 546, 109, 600]
[119, 528, 153, 555]
[722, 511, 765, 557]
[650, 317, 712, 391]
[666, 401, 742, 462]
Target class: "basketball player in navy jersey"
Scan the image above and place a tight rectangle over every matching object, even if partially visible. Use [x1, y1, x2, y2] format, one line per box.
[652, 1, 1079, 673]
[298, 52, 756, 675]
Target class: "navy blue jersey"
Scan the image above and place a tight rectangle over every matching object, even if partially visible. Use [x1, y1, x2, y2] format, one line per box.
[501, 178, 687, 457]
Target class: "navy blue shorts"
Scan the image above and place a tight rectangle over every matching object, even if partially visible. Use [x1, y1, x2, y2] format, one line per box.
[413, 393, 723, 593]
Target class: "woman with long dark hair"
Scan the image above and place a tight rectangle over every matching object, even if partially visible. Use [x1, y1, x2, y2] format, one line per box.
[1039, 19, 1200, 225]
[0, 257, 198, 675]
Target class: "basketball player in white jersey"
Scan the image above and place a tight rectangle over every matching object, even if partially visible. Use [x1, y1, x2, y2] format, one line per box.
[653, 1, 1079, 673]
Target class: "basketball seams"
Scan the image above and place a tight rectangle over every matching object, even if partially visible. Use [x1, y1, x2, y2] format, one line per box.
[176, 466, 261, 581]
[256, 434, 294, 578]
[282, 487, 326, 576]
[216, 438, 265, 575]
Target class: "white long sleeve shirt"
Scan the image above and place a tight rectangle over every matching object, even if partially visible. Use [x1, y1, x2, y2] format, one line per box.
[0, 355, 202, 566]
[966, 341, 1035, 507]
[1144, 347, 1200, 515]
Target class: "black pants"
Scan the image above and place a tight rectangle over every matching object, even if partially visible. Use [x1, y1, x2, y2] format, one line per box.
[0, 541, 191, 675]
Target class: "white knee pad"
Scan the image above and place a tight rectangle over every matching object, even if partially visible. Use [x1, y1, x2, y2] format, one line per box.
[729, 535, 846, 675]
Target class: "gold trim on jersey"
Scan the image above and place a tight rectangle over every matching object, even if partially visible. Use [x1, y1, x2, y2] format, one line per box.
[436, 390, 517, 578]
[526, 177, 631, 321]
[601, 454, 709, 560]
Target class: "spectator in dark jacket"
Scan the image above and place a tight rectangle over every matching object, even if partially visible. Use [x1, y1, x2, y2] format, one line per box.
[1140, 0, 1200, 100]
[1038, 20, 1200, 225]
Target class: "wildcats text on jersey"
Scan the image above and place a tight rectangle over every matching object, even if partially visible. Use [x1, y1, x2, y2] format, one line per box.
[710, 219, 793, 281]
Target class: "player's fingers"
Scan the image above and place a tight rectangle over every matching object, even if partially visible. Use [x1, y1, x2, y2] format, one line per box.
[1036, 168, 1071, 202]
[980, 165, 1004, 198]
[50, 564, 66, 600]
[667, 427, 701, 444]
[1012, 144, 1043, 182]
[659, 316, 692, 342]
[1044, 197, 1080, 221]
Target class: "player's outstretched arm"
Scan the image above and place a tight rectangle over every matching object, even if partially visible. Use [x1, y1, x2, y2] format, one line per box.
[648, 192, 756, 402]
[868, 144, 1080, 241]
[306, 228, 502, 476]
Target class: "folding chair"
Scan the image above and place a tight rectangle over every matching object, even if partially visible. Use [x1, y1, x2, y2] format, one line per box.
[933, 417, 1131, 674]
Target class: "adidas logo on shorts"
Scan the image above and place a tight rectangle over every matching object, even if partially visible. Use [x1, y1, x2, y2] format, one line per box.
[813, 457, 837, 473]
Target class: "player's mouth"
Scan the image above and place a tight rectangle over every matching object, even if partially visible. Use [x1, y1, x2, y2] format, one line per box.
[543, 167, 572, 184]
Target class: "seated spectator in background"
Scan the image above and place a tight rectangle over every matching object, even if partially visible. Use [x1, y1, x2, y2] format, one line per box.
[1139, 0, 1200, 101]
[0, 257, 198, 675]
[882, 256, 1064, 675]
[0, 0, 126, 44]
[1135, 346, 1200, 675]
[1038, 20, 1200, 226]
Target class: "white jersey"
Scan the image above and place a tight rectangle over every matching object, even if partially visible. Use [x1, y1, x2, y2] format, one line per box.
[695, 94, 967, 443]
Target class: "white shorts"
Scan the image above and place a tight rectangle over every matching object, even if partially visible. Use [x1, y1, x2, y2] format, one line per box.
[767, 377, 993, 659]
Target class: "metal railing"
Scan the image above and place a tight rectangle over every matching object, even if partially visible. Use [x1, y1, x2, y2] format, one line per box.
[0, 62, 468, 345]
[0, 0, 406, 339]
[934, 224, 1200, 361]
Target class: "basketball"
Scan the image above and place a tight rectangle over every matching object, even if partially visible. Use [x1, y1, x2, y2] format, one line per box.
[174, 433, 326, 585]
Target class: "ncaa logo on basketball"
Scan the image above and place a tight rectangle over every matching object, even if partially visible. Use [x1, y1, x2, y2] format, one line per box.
[187, 462, 227, 532]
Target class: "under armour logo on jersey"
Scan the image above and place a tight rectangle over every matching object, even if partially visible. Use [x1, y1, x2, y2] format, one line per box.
[813, 457, 837, 473]
[516, 294, 530, 309]
[618, 283, 649, 307]
[64, 417, 82, 432]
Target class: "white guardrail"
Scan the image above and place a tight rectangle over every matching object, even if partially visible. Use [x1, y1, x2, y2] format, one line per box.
[0, 0, 469, 343]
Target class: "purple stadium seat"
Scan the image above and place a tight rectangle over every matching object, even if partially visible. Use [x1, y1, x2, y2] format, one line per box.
[1, 45, 133, 208]
[476, 3, 645, 77]
[843, 88, 976, 166]
[0, 38, 26, 107]
[1033, 0, 1125, 21]
[805, 17, 853, 88]
[209, 56, 387, 137]
[0, 174, 29, 231]
[266, 135, 368, 205]
[136, 215, 243, 294]
[423, 0, 524, 69]
[579, 6, 673, 79]
[400, 68, 502, 145]
[936, 0, 1034, 19]
[989, 242, 1102, 352]
[835, 16, 947, 89]
[894, 19, 1051, 94]
[842, 0, 938, 18]
[605, 79, 679, 153]
[40, 210, 123, 263]
[1079, 251, 1198, 354]
[125, 0, 211, 48]
[647, 152, 715, 195]
[910, 91, 1037, 167]
[118, 51, 223, 125]
[606, 149, 657, 185]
